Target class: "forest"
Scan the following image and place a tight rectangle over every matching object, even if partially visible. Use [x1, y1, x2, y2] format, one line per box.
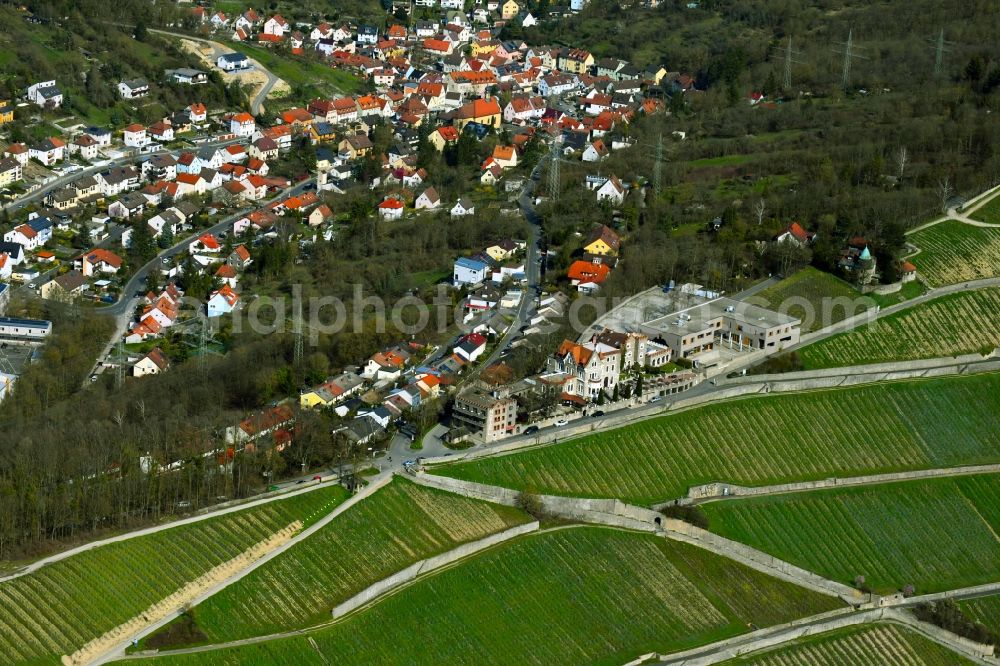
[0, 0, 998, 557]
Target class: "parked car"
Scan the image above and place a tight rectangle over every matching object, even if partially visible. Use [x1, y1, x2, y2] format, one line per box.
[649, 395, 661, 403]
[554, 418, 568, 427]
[523, 425, 539, 435]
[590, 410, 605, 418]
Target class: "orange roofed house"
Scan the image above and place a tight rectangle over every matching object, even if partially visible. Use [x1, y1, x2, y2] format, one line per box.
[546, 338, 621, 402]
[451, 97, 501, 130]
[225, 404, 295, 448]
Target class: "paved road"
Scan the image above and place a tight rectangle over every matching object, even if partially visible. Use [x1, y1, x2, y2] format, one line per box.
[462, 160, 544, 384]
[2, 137, 243, 215]
[149, 28, 282, 116]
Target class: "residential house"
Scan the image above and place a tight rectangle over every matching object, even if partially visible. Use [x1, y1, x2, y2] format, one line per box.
[567, 260, 611, 291]
[582, 139, 609, 162]
[451, 389, 516, 442]
[230, 112, 256, 137]
[548, 338, 621, 401]
[378, 197, 404, 220]
[40, 270, 87, 301]
[594, 175, 625, 204]
[70, 134, 101, 160]
[453, 256, 489, 286]
[415, 187, 441, 210]
[207, 284, 240, 317]
[29, 137, 66, 166]
[583, 224, 621, 256]
[118, 79, 150, 99]
[26, 80, 63, 108]
[217, 53, 251, 71]
[451, 197, 475, 217]
[452, 97, 502, 130]
[454, 332, 488, 362]
[123, 124, 149, 148]
[775, 222, 816, 246]
[133, 348, 170, 377]
[0, 158, 22, 187]
[81, 248, 123, 276]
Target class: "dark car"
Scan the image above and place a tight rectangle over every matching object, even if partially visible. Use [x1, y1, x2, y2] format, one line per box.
[591, 410, 605, 418]
[523, 425, 539, 435]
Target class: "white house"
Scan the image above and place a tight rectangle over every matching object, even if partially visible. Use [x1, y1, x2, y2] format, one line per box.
[26, 80, 63, 108]
[378, 197, 404, 220]
[28, 137, 66, 166]
[118, 78, 150, 99]
[217, 53, 251, 72]
[263, 14, 288, 37]
[133, 348, 169, 377]
[453, 256, 489, 287]
[595, 175, 625, 204]
[415, 187, 441, 210]
[230, 112, 256, 137]
[123, 124, 149, 148]
[451, 197, 475, 216]
[207, 285, 240, 317]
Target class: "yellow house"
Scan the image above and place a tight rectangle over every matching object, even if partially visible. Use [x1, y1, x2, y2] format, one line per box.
[501, 0, 520, 20]
[562, 49, 594, 75]
[470, 40, 497, 58]
[0, 102, 14, 126]
[300, 387, 335, 409]
[583, 224, 621, 256]
[645, 66, 667, 85]
[428, 126, 460, 151]
[453, 97, 502, 130]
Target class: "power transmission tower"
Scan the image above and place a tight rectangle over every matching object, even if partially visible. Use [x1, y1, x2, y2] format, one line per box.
[548, 134, 562, 201]
[182, 315, 222, 369]
[832, 29, 868, 92]
[652, 133, 663, 199]
[780, 36, 806, 92]
[292, 316, 304, 366]
[928, 29, 955, 80]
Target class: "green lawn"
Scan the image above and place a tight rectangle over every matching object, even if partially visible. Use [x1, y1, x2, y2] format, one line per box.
[970, 193, 1000, 225]
[436, 373, 1000, 505]
[960, 594, 1000, 636]
[723, 623, 971, 665]
[797, 288, 1000, 368]
[908, 220, 1000, 287]
[225, 42, 363, 96]
[751, 267, 869, 332]
[865, 278, 926, 308]
[702, 475, 1000, 594]
[0, 487, 347, 664]
[149, 478, 530, 644]
[132, 527, 841, 666]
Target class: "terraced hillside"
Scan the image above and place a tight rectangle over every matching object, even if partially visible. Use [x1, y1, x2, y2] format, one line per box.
[724, 623, 970, 665]
[908, 221, 1000, 286]
[701, 475, 1000, 593]
[750, 267, 869, 333]
[797, 288, 1000, 368]
[155, 478, 531, 643]
[437, 374, 1000, 504]
[0, 486, 346, 664]
[960, 594, 1000, 636]
[134, 527, 842, 666]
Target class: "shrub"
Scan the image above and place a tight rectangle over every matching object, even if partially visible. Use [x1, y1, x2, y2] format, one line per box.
[659, 504, 709, 529]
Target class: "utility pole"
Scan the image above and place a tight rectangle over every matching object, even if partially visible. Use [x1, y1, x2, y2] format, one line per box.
[115, 339, 126, 388]
[832, 29, 868, 92]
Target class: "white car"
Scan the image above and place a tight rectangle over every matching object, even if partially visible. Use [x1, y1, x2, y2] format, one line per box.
[554, 418, 568, 427]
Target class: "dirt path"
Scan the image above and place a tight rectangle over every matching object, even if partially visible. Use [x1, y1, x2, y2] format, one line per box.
[63, 521, 301, 666]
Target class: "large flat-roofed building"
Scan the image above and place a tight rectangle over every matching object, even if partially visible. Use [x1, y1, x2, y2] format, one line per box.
[452, 389, 517, 442]
[0, 316, 52, 341]
[642, 297, 800, 359]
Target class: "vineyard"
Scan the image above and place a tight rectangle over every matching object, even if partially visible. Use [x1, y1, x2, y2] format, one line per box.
[797, 288, 1000, 368]
[437, 374, 1000, 504]
[907, 220, 1000, 286]
[750, 267, 868, 333]
[701, 475, 1000, 594]
[0, 486, 346, 664]
[136, 527, 841, 666]
[960, 594, 1000, 636]
[159, 478, 531, 643]
[725, 623, 970, 665]
[971, 193, 1000, 225]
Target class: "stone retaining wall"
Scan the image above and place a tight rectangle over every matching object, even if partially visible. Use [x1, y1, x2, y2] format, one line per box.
[664, 464, 1000, 505]
[330, 520, 539, 619]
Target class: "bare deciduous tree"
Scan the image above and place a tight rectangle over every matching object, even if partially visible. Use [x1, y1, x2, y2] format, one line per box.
[937, 177, 953, 213]
[895, 146, 909, 181]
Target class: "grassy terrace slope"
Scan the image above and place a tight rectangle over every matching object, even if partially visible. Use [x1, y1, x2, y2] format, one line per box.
[971, 194, 1000, 225]
[724, 623, 970, 665]
[751, 267, 869, 333]
[908, 220, 1000, 287]
[163, 478, 530, 643]
[702, 475, 1000, 594]
[960, 595, 1000, 636]
[798, 288, 1000, 368]
[0, 486, 346, 664]
[136, 528, 841, 666]
[438, 374, 1000, 505]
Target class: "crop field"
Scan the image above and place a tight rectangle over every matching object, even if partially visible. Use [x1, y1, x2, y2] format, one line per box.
[135, 527, 841, 666]
[971, 193, 1000, 225]
[702, 475, 1000, 594]
[725, 623, 970, 665]
[751, 267, 868, 333]
[166, 478, 530, 643]
[438, 374, 1000, 505]
[908, 220, 1000, 286]
[0, 486, 346, 664]
[797, 288, 1000, 368]
[960, 594, 1000, 636]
